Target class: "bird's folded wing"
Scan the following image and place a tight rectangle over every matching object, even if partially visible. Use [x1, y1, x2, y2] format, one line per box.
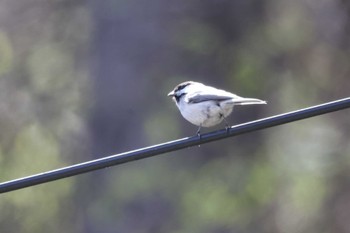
[186, 90, 236, 103]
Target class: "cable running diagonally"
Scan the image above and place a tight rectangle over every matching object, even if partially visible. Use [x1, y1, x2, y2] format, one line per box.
[0, 97, 350, 194]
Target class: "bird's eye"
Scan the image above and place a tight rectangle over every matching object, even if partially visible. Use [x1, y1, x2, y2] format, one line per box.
[174, 92, 185, 102]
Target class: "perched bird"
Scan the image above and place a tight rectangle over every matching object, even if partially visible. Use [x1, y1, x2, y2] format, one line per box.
[168, 81, 266, 135]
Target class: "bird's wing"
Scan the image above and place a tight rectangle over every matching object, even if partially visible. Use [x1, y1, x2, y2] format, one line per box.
[186, 87, 237, 103]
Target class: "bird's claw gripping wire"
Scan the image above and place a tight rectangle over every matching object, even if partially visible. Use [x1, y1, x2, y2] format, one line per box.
[223, 116, 230, 134]
[196, 125, 202, 139]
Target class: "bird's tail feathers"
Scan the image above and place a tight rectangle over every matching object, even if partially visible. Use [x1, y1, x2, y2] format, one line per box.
[231, 98, 267, 105]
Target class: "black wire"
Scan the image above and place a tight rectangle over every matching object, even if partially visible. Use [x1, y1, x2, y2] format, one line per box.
[1, 97, 350, 194]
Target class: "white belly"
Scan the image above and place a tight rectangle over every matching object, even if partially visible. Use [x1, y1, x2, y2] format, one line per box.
[177, 100, 234, 127]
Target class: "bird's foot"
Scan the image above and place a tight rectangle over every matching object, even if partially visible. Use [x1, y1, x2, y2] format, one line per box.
[196, 129, 201, 140]
[196, 126, 202, 147]
[223, 117, 230, 134]
[225, 125, 230, 134]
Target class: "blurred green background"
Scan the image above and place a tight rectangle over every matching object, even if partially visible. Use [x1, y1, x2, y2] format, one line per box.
[0, 0, 350, 232]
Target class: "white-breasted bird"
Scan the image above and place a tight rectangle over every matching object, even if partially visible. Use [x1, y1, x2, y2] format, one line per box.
[168, 81, 266, 135]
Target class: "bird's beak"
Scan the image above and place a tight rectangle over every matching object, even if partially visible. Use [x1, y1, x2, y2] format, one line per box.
[167, 91, 175, 97]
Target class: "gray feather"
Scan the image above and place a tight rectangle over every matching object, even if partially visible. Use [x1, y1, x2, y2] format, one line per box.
[186, 87, 238, 103]
[187, 94, 234, 103]
[231, 98, 267, 105]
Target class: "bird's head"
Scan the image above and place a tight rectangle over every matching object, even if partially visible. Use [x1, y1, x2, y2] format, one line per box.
[168, 81, 199, 102]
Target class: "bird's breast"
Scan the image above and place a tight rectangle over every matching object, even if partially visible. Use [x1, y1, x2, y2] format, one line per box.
[177, 100, 233, 127]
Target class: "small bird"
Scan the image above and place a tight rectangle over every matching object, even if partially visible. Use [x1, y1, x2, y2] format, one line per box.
[168, 81, 266, 135]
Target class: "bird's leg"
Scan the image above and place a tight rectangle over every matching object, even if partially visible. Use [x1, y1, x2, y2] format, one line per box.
[218, 106, 231, 133]
[196, 125, 202, 138]
[222, 115, 230, 134]
[196, 125, 202, 147]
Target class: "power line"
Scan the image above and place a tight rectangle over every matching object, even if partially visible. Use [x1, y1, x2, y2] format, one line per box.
[1, 97, 350, 194]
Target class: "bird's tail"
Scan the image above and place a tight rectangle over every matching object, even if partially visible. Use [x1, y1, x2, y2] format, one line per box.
[231, 97, 267, 105]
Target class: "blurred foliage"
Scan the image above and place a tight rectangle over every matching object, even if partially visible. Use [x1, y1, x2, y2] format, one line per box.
[0, 31, 13, 75]
[1, 0, 350, 233]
